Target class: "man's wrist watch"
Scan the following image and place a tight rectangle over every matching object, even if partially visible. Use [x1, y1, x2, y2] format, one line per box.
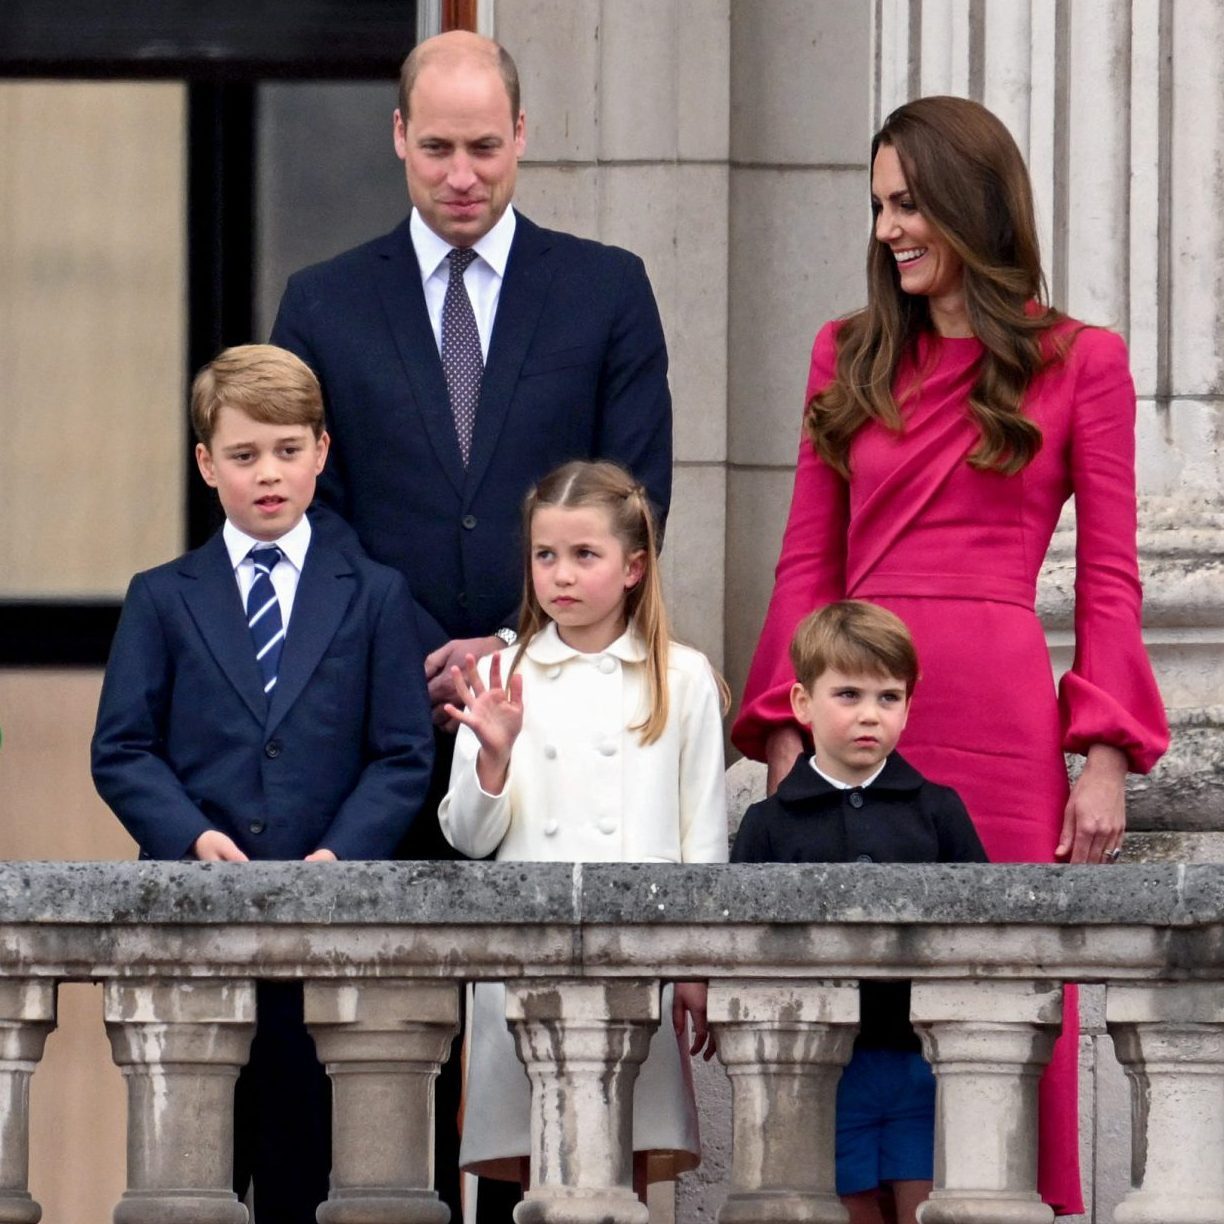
[494, 627, 518, 647]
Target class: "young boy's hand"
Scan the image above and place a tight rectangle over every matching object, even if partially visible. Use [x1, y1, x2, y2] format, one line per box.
[304, 848, 338, 862]
[192, 830, 249, 862]
[673, 981, 716, 1060]
[444, 653, 524, 793]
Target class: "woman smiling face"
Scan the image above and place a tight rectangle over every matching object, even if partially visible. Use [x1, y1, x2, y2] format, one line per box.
[871, 142, 968, 335]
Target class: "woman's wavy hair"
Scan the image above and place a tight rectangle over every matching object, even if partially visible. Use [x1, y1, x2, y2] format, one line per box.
[807, 95, 1065, 478]
[509, 461, 674, 744]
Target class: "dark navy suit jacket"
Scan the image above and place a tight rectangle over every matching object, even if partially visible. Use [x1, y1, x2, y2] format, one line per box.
[91, 528, 434, 862]
[269, 211, 672, 651]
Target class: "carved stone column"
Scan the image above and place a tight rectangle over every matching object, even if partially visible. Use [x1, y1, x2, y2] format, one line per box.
[1106, 983, 1224, 1224]
[709, 980, 858, 1224]
[0, 981, 56, 1224]
[506, 979, 658, 1224]
[910, 980, 1062, 1224]
[104, 979, 255, 1224]
[304, 981, 459, 1224]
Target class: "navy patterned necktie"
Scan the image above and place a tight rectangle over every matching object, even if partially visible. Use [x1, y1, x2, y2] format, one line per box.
[442, 246, 483, 466]
[246, 546, 285, 697]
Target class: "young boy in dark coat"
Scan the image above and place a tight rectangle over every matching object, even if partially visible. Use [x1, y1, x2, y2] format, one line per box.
[732, 600, 986, 1224]
[92, 344, 434, 1224]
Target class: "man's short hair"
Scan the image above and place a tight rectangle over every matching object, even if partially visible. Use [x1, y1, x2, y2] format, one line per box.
[398, 36, 521, 124]
[790, 600, 919, 695]
[190, 344, 325, 447]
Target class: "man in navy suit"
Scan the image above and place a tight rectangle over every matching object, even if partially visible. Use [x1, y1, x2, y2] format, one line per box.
[269, 29, 672, 809]
[269, 30, 673, 1217]
[92, 345, 434, 1224]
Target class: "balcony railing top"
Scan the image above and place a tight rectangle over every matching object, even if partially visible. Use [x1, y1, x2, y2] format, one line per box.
[0, 860, 1219, 982]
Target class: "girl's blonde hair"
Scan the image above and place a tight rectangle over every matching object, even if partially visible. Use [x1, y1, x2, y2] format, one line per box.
[509, 460, 673, 744]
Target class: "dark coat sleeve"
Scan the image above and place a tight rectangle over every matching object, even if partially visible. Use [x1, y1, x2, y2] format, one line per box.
[928, 785, 990, 863]
[91, 575, 216, 860]
[315, 569, 435, 860]
[730, 802, 774, 863]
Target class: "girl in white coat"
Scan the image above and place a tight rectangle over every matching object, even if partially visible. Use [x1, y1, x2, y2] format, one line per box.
[438, 459, 729, 1195]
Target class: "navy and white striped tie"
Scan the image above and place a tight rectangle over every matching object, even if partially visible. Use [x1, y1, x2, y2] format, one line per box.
[246, 546, 285, 697]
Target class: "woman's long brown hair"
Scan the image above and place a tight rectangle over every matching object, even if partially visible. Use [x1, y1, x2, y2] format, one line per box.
[807, 95, 1066, 478]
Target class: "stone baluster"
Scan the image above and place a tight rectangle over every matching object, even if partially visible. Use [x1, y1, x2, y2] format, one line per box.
[104, 979, 255, 1224]
[709, 980, 859, 1224]
[304, 980, 459, 1224]
[910, 979, 1062, 1224]
[1106, 983, 1224, 1224]
[0, 981, 56, 1224]
[506, 978, 659, 1224]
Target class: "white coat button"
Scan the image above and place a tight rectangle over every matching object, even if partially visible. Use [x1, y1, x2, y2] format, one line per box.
[543, 745, 558, 760]
[544, 820, 559, 837]
[598, 742, 618, 757]
[598, 655, 617, 674]
[597, 818, 617, 835]
[547, 666, 562, 680]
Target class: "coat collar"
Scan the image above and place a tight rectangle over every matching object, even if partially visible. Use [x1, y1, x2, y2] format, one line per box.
[177, 530, 356, 730]
[523, 620, 648, 666]
[774, 751, 925, 810]
[372, 211, 557, 503]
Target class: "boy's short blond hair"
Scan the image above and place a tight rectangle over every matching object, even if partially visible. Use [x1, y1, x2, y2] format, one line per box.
[190, 344, 325, 446]
[790, 600, 919, 695]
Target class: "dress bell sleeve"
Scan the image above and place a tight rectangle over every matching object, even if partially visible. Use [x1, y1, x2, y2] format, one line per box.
[731, 322, 850, 761]
[1058, 328, 1169, 774]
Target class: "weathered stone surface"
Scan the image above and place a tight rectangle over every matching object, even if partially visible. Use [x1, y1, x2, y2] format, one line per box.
[913, 981, 1062, 1224]
[1107, 983, 1224, 1224]
[0, 982, 55, 1224]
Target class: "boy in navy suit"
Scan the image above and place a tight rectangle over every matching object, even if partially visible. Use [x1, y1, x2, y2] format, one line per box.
[732, 601, 986, 1224]
[92, 344, 434, 1224]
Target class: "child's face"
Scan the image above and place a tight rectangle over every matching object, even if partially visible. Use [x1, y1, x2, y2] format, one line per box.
[791, 667, 910, 786]
[195, 405, 329, 542]
[530, 504, 645, 653]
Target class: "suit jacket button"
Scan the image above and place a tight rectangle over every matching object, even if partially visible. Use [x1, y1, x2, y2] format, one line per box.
[848, 789, 864, 808]
[457, 592, 468, 608]
[264, 740, 282, 759]
[250, 820, 265, 835]
[461, 514, 477, 530]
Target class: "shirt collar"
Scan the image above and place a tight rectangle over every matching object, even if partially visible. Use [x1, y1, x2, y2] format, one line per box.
[523, 620, 649, 665]
[809, 757, 887, 790]
[222, 514, 312, 573]
[410, 204, 517, 282]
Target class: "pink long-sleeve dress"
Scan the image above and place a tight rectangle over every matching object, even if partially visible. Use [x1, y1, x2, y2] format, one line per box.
[733, 318, 1169, 1215]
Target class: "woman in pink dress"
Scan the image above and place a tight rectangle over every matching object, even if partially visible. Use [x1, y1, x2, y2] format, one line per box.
[732, 96, 1168, 1216]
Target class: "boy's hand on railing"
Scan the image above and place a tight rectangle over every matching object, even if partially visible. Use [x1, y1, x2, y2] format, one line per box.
[673, 981, 716, 1060]
[192, 830, 249, 862]
[304, 849, 338, 862]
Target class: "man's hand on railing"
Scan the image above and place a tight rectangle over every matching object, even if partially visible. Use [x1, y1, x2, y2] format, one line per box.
[191, 830, 249, 862]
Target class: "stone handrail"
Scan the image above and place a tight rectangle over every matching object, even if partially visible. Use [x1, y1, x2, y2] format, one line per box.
[1, 861, 1221, 1223]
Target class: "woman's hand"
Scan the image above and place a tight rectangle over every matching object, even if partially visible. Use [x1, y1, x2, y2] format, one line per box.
[765, 725, 805, 795]
[673, 981, 716, 1060]
[1056, 744, 1128, 863]
[443, 653, 524, 794]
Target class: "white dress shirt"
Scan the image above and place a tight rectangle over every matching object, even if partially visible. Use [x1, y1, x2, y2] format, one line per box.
[410, 205, 518, 360]
[222, 515, 312, 630]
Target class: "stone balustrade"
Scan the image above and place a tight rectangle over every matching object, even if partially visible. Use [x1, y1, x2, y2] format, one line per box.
[1, 861, 1223, 1224]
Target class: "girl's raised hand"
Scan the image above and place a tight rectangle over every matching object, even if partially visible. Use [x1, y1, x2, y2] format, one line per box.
[443, 653, 524, 792]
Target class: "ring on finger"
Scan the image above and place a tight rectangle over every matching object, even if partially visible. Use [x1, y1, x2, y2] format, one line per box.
[1104, 846, 1122, 863]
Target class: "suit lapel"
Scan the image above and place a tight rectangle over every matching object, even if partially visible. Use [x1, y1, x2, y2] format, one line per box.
[373, 218, 467, 497]
[264, 541, 355, 736]
[180, 535, 267, 724]
[465, 215, 556, 494]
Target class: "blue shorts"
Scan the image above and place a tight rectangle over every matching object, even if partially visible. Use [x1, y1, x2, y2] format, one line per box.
[835, 1047, 936, 1195]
